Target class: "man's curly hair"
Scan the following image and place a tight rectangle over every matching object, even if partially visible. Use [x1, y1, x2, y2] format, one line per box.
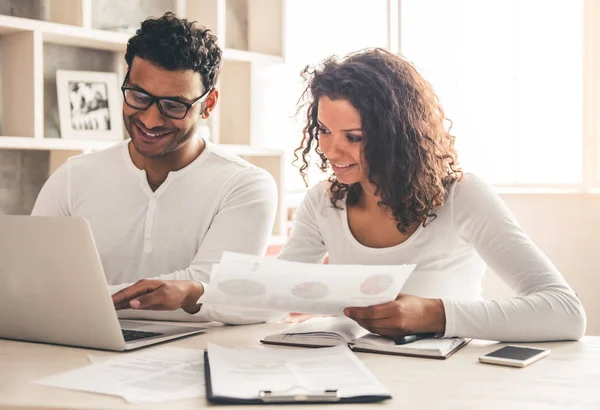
[125, 12, 222, 92]
[294, 48, 462, 233]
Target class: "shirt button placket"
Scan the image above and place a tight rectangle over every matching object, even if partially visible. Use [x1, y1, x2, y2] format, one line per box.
[144, 198, 157, 253]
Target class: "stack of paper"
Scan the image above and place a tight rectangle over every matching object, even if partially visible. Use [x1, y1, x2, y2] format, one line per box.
[34, 347, 205, 404]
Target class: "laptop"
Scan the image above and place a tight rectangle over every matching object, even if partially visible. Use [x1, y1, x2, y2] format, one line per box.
[0, 215, 206, 351]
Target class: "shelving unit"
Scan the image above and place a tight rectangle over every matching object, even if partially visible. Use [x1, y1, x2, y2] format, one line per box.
[0, 0, 288, 236]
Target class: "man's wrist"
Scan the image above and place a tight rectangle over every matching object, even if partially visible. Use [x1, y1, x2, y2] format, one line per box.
[182, 281, 204, 314]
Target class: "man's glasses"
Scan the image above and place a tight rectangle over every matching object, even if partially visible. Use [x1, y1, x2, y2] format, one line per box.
[121, 72, 211, 120]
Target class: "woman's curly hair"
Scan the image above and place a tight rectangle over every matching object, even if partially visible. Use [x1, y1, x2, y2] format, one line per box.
[294, 48, 462, 233]
[125, 12, 222, 92]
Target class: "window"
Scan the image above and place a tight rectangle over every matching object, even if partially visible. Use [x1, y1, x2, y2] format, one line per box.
[400, 0, 584, 185]
[280, 0, 391, 196]
[280, 0, 587, 196]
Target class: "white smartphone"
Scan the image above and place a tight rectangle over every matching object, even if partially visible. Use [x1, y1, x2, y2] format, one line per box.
[479, 345, 551, 368]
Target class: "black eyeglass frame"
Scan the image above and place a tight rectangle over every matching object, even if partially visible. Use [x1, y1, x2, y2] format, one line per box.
[120, 72, 211, 120]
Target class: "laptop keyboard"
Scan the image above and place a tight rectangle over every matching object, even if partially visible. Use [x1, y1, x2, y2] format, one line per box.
[121, 329, 164, 342]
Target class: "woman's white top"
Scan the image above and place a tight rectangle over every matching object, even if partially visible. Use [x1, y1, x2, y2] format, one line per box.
[278, 174, 586, 341]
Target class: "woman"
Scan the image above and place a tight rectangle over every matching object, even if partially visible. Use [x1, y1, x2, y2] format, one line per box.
[278, 48, 586, 342]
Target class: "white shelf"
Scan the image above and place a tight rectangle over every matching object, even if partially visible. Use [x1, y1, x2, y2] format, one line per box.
[0, 14, 125, 50]
[0, 14, 284, 62]
[0, 14, 39, 34]
[0, 136, 119, 152]
[0, 137, 284, 158]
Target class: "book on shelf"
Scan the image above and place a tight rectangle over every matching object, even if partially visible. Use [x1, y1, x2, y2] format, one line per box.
[261, 317, 470, 360]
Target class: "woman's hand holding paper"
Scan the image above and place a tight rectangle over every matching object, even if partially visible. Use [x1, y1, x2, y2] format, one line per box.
[343, 294, 446, 338]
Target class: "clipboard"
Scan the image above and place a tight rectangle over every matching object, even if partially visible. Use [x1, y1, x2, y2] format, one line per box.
[204, 350, 392, 404]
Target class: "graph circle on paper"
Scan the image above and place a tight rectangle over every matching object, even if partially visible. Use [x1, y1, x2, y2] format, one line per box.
[360, 274, 394, 295]
[217, 279, 266, 296]
[291, 282, 329, 299]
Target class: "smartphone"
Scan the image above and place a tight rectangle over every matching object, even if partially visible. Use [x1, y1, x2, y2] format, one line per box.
[479, 345, 550, 368]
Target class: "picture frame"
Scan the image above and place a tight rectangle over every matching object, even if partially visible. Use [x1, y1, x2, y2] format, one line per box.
[56, 70, 124, 141]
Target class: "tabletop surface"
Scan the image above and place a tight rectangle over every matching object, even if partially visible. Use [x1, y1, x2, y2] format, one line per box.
[1, 321, 599, 410]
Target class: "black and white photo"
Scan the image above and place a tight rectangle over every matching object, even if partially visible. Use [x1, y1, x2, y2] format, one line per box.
[68, 81, 111, 131]
[56, 70, 123, 141]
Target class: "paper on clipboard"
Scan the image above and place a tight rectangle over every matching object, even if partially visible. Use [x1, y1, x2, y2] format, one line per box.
[205, 343, 391, 403]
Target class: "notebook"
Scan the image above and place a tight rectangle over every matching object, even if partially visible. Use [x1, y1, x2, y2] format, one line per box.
[261, 317, 470, 360]
[204, 343, 391, 404]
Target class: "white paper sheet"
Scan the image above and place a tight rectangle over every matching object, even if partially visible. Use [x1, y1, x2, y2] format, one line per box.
[207, 343, 390, 400]
[203, 252, 416, 315]
[35, 347, 205, 404]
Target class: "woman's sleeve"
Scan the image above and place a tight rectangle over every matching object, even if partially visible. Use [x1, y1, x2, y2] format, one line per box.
[442, 174, 586, 342]
[277, 184, 328, 264]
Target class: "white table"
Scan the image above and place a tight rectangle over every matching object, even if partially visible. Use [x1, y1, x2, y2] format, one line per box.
[1, 322, 599, 409]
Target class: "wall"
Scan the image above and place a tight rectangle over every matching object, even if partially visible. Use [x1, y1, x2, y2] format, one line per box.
[484, 193, 600, 336]
[0, 0, 46, 20]
[0, 150, 48, 214]
[91, 0, 176, 31]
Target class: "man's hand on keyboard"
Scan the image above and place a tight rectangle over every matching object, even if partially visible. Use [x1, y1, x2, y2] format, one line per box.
[112, 279, 204, 314]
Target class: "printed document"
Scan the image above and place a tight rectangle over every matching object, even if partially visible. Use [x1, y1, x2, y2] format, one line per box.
[203, 252, 416, 315]
[207, 343, 390, 400]
[34, 347, 204, 403]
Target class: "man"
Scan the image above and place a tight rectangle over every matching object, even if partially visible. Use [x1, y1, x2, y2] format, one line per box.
[32, 13, 279, 324]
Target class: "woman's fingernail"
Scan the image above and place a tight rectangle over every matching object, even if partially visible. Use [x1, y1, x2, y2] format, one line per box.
[343, 308, 350, 316]
[130, 300, 140, 309]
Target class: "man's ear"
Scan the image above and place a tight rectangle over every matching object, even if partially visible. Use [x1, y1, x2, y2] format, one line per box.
[201, 89, 219, 119]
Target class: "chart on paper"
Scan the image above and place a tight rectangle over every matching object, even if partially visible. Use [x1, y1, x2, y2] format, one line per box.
[203, 252, 417, 315]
